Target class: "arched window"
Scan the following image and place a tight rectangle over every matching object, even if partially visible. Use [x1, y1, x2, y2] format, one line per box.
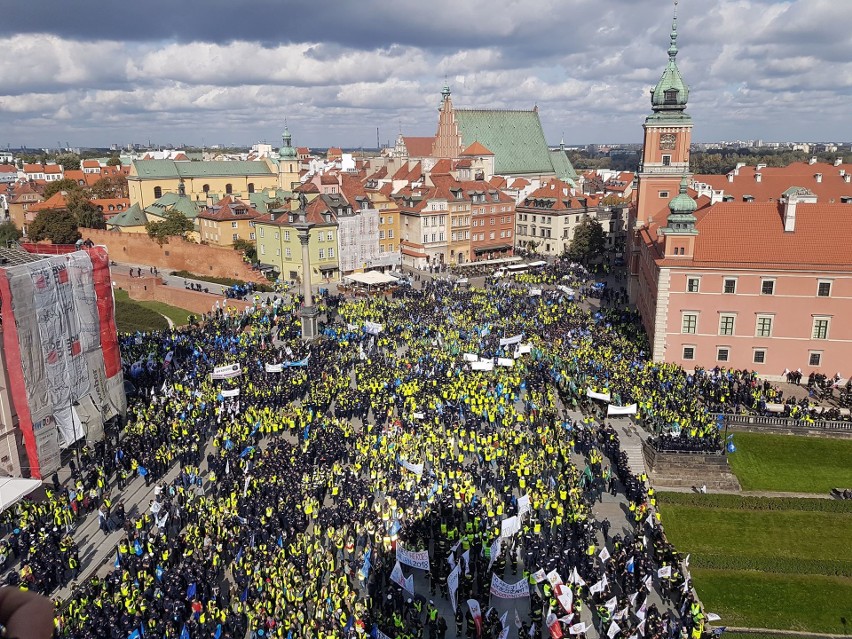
[108, 205, 115, 211]
[203, 184, 210, 193]
[225, 183, 233, 195]
[247, 183, 255, 194]
[153, 186, 162, 199]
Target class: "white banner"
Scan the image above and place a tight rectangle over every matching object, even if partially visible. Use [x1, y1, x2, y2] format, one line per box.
[586, 389, 611, 402]
[555, 583, 573, 614]
[547, 570, 563, 587]
[411, 411, 425, 420]
[463, 353, 480, 362]
[396, 543, 430, 571]
[488, 538, 502, 570]
[347, 323, 359, 331]
[399, 459, 424, 476]
[490, 574, 530, 599]
[211, 363, 241, 379]
[569, 623, 587, 635]
[518, 494, 531, 517]
[658, 566, 672, 578]
[532, 569, 547, 583]
[448, 563, 461, 612]
[497, 358, 515, 368]
[500, 334, 524, 347]
[514, 343, 532, 358]
[265, 363, 283, 373]
[500, 515, 520, 539]
[471, 360, 494, 371]
[221, 388, 240, 398]
[530, 288, 542, 296]
[365, 321, 384, 335]
[607, 404, 638, 416]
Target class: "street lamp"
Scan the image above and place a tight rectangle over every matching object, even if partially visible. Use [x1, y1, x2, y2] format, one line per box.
[292, 194, 318, 340]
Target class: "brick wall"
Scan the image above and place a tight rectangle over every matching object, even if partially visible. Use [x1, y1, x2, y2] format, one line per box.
[113, 273, 253, 315]
[81, 229, 266, 283]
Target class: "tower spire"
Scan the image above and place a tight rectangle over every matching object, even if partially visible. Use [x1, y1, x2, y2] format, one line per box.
[669, 0, 679, 61]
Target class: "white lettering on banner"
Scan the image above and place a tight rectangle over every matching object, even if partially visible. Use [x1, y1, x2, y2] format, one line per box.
[265, 363, 283, 373]
[607, 404, 638, 416]
[221, 388, 240, 398]
[211, 363, 241, 379]
[586, 389, 611, 402]
[396, 543, 430, 571]
[518, 494, 531, 517]
[500, 334, 523, 346]
[500, 515, 520, 539]
[471, 360, 494, 371]
[448, 563, 461, 612]
[497, 358, 515, 368]
[463, 353, 479, 362]
[490, 574, 530, 599]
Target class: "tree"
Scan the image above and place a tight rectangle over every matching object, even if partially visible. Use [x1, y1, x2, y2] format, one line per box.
[28, 209, 80, 244]
[233, 237, 257, 263]
[64, 190, 105, 229]
[146, 209, 194, 245]
[566, 215, 606, 264]
[0, 221, 22, 246]
[106, 156, 122, 166]
[43, 178, 82, 199]
[90, 175, 128, 199]
[54, 153, 81, 171]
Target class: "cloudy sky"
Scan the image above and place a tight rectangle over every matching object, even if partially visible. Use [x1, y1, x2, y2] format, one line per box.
[1, 0, 849, 149]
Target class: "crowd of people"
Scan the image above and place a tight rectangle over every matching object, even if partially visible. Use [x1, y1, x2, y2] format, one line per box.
[2, 257, 823, 638]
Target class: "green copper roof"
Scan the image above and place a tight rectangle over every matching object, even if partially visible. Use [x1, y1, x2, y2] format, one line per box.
[143, 192, 202, 219]
[108, 203, 148, 228]
[279, 126, 297, 161]
[651, 5, 689, 112]
[455, 109, 555, 175]
[549, 149, 578, 184]
[664, 176, 698, 235]
[132, 160, 274, 179]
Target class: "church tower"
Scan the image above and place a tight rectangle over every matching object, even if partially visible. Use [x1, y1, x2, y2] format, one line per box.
[277, 124, 300, 191]
[432, 84, 464, 159]
[634, 0, 692, 229]
[660, 175, 698, 258]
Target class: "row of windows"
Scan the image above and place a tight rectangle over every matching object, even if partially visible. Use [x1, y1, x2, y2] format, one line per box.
[682, 346, 823, 367]
[687, 277, 833, 297]
[379, 216, 394, 225]
[258, 246, 335, 259]
[379, 244, 397, 253]
[257, 228, 335, 242]
[378, 230, 394, 239]
[682, 313, 832, 339]
[152, 183, 255, 199]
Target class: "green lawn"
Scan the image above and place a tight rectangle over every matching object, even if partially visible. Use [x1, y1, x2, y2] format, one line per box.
[114, 290, 169, 333]
[692, 569, 852, 633]
[727, 431, 852, 493]
[134, 298, 193, 326]
[659, 493, 852, 632]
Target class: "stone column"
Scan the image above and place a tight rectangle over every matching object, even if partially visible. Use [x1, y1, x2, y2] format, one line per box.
[297, 227, 317, 340]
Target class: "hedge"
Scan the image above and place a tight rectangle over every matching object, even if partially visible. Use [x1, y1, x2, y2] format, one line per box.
[657, 492, 852, 513]
[691, 553, 852, 578]
[170, 270, 273, 292]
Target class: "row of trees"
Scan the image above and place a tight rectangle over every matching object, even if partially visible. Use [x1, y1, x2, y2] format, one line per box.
[14, 152, 121, 170]
[690, 149, 849, 174]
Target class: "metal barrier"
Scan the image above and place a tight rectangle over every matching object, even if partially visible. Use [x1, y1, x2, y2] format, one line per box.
[715, 413, 852, 431]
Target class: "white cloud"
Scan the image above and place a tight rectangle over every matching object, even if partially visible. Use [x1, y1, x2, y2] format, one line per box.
[0, 0, 850, 147]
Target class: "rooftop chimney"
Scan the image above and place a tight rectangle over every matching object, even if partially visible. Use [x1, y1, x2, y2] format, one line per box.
[755, 173, 762, 183]
[727, 173, 734, 183]
[756, 163, 767, 170]
[809, 157, 818, 165]
[835, 158, 843, 167]
[815, 173, 823, 183]
[783, 195, 798, 232]
[845, 174, 851, 183]
[840, 169, 846, 177]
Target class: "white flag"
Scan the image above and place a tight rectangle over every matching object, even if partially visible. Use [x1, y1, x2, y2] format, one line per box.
[500, 611, 508, 629]
[657, 566, 672, 579]
[532, 568, 547, 583]
[569, 622, 586, 635]
[570, 567, 585, 586]
[605, 596, 618, 613]
[607, 621, 621, 639]
[599, 547, 611, 562]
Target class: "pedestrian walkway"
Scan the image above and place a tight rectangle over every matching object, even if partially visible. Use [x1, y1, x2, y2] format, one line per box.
[610, 417, 648, 478]
[657, 486, 831, 499]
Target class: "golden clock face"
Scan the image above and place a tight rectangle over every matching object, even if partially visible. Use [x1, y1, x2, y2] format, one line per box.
[660, 133, 677, 150]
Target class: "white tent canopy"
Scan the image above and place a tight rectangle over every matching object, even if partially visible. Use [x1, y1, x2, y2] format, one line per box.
[0, 478, 42, 513]
[344, 271, 399, 286]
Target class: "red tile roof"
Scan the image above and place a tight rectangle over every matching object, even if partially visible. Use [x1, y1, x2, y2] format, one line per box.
[430, 159, 453, 175]
[0, 164, 16, 173]
[461, 141, 494, 156]
[23, 164, 44, 173]
[518, 179, 596, 211]
[28, 191, 68, 213]
[402, 136, 435, 157]
[694, 161, 852, 204]
[82, 160, 100, 168]
[198, 195, 260, 222]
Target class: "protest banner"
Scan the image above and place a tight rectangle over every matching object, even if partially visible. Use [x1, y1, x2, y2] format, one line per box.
[448, 563, 461, 612]
[396, 543, 430, 571]
[500, 515, 520, 539]
[399, 459, 424, 476]
[490, 574, 530, 599]
[221, 388, 240, 398]
[586, 389, 611, 402]
[500, 334, 523, 346]
[264, 363, 283, 373]
[365, 321, 384, 335]
[211, 363, 241, 379]
[497, 358, 515, 368]
[471, 360, 494, 371]
[517, 494, 531, 517]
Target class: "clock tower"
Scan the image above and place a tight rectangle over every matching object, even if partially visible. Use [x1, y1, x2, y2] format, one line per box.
[634, 0, 692, 229]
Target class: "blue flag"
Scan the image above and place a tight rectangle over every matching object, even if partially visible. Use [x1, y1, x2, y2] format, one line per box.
[114, 553, 121, 568]
[626, 557, 635, 574]
[180, 625, 190, 639]
[240, 585, 249, 602]
[155, 565, 164, 581]
[214, 625, 222, 639]
[137, 466, 148, 477]
[186, 582, 196, 599]
[128, 630, 141, 639]
[277, 535, 283, 548]
[240, 446, 254, 458]
[234, 547, 243, 565]
[133, 540, 143, 556]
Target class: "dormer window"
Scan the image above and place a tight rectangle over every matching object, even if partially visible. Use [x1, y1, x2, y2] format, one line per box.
[664, 89, 678, 105]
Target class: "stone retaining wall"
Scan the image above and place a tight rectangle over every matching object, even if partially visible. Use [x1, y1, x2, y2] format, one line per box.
[643, 443, 742, 491]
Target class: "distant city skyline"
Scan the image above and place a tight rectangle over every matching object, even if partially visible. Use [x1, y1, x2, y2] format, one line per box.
[1, 0, 849, 149]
